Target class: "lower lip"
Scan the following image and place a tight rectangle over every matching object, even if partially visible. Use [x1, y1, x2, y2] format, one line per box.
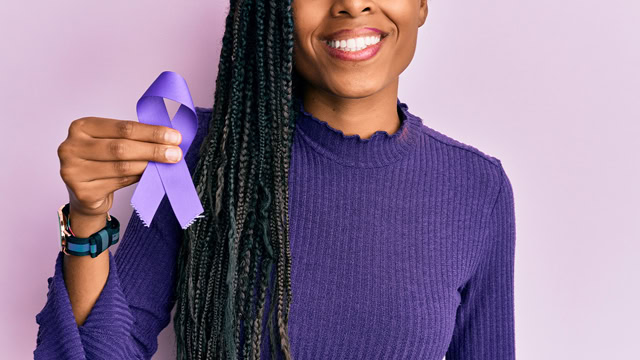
[322, 36, 386, 62]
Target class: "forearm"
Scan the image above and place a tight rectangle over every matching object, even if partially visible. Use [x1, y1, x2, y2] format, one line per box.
[61, 210, 110, 326]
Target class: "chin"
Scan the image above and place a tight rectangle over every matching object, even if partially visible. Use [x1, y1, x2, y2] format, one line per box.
[326, 79, 385, 98]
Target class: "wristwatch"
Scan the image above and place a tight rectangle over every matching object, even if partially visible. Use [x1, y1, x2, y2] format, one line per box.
[57, 203, 120, 258]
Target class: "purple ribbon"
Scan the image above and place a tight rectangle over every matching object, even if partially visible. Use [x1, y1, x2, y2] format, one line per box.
[130, 71, 204, 230]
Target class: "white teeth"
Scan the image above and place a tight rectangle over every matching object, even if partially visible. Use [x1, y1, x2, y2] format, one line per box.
[326, 35, 382, 52]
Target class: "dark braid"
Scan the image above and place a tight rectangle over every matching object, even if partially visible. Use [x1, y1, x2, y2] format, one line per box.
[172, 0, 300, 358]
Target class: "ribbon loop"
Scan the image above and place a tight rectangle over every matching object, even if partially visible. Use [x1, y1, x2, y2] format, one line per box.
[130, 71, 204, 229]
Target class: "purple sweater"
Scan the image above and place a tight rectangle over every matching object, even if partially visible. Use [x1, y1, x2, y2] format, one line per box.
[34, 98, 516, 359]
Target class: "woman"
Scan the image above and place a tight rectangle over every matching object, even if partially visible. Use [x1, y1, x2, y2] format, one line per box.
[35, 0, 516, 359]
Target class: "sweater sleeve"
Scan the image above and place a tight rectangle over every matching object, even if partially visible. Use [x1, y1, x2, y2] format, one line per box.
[446, 161, 517, 359]
[34, 107, 213, 360]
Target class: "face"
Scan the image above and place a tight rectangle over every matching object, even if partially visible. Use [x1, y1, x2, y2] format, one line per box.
[292, 0, 428, 99]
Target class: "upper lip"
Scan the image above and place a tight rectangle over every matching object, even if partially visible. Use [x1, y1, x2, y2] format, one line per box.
[322, 27, 388, 42]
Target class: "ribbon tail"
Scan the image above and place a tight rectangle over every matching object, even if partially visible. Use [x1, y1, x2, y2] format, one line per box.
[155, 160, 205, 230]
[130, 161, 166, 227]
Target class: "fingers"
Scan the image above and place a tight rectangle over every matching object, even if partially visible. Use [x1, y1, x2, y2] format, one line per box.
[59, 117, 183, 217]
[66, 159, 149, 182]
[71, 117, 182, 145]
[72, 137, 183, 163]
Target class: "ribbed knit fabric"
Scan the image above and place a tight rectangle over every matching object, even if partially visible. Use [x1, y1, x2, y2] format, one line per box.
[34, 97, 516, 359]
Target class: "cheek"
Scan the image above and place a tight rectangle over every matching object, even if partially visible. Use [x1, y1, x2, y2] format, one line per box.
[391, 15, 420, 71]
[292, 34, 310, 73]
[292, 28, 320, 77]
[292, 28, 312, 64]
[292, 4, 318, 50]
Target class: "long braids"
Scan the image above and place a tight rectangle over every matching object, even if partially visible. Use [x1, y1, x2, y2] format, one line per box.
[173, 0, 299, 358]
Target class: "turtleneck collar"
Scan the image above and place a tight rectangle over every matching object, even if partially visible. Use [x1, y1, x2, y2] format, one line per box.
[293, 95, 422, 168]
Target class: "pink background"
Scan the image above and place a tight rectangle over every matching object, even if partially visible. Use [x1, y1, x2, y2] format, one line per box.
[1, 1, 638, 358]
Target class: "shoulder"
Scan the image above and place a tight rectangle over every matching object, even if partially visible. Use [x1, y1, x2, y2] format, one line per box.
[414, 117, 501, 168]
[404, 108, 515, 239]
[404, 105, 510, 195]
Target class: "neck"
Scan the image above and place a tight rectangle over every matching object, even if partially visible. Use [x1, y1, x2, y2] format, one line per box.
[300, 78, 401, 140]
[293, 86, 421, 168]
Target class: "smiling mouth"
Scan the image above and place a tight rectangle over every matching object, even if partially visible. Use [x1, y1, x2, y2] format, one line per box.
[323, 33, 389, 52]
[320, 34, 388, 62]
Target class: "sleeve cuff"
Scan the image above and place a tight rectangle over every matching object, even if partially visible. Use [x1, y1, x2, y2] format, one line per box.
[34, 250, 141, 359]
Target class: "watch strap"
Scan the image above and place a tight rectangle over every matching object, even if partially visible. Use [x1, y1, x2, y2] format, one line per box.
[59, 203, 120, 258]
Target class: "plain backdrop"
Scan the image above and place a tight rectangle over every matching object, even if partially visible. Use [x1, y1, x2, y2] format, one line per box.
[1, 0, 638, 359]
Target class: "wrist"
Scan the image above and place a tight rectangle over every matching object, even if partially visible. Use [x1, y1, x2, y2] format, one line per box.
[68, 208, 108, 238]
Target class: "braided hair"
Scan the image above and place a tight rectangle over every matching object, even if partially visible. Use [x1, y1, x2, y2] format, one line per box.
[172, 0, 302, 358]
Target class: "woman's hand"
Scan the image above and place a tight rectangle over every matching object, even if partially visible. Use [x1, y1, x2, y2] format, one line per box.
[57, 117, 183, 218]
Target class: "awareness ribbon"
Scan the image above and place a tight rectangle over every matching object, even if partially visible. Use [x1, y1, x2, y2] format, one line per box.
[130, 71, 204, 230]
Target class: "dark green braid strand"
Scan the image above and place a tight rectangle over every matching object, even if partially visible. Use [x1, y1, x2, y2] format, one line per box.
[172, 0, 299, 358]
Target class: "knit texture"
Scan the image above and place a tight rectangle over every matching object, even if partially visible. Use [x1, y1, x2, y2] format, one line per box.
[34, 98, 516, 359]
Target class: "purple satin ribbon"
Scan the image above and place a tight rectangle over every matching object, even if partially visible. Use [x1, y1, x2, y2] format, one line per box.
[130, 71, 204, 230]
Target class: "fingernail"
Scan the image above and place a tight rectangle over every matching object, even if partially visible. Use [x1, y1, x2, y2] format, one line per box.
[165, 131, 181, 144]
[165, 147, 181, 162]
